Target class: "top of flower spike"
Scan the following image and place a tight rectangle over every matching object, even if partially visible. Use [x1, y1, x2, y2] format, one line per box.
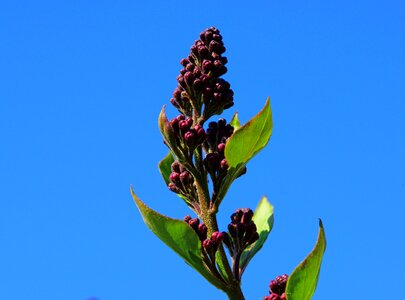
[170, 27, 234, 121]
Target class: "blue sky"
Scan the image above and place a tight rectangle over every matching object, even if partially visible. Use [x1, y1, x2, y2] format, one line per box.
[1, 0, 404, 299]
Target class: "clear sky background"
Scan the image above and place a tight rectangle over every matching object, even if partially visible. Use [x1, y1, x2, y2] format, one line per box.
[1, 0, 404, 299]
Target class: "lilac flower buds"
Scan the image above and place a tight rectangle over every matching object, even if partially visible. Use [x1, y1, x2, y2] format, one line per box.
[170, 27, 234, 118]
[184, 216, 208, 241]
[168, 161, 197, 203]
[263, 274, 288, 300]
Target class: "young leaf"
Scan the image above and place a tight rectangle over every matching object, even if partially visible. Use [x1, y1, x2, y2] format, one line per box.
[225, 98, 272, 168]
[158, 152, 175, 185]
[158, 106, 184, 161]
[230, 112, 241, 130]
[240, 196, 274, 274]
[285, 220, 327, 300]
[131, 187, 225, 290]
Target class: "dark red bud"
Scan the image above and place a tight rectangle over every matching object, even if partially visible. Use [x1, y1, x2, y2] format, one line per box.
[171, 161, 181, 173]
[184, 215, 192, 223]
[180, 58, 189, 66]
[202, 239, 214, 252]
[184, 131, 196, 146]
[169, 172, 180, 183]
[188, 218, 200, 230]
[202, 60, 213, 72]
[241, 209, 254, 224]
[169, 118, 179, 133]
[184, 71, 194, 84]
[211, 231, 224, 244]
[220, 159, 228, 170]
[168, 182, 180, 193]
[193, 79, 202, 91]
[198, 223, 207, 240]
[217, 143, 226, 153]
[180, 171, 193, 185]
[185, 63, 194, 72]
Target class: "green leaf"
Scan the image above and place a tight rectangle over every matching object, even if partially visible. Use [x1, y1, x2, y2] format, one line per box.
[158, 152, 175, 185]
[240, 196, 274, 274]
[225, 98, 272, 168]
[230, 112, 241, 130]
[158, 106, 184, 161]
[131, 187, 225, 290]
[285, 220, 327, 300]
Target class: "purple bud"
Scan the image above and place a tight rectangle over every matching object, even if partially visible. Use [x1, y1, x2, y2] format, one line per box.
[218, 118, 226, 128]
[203, 87, 213, 98]
[193, 78, 202, 91]
[180, 171, 193, 185]
[204, 152, 219, 171]
[185, 63, 194, 72]
[220, 159, 228, 170]
[180, 58, 189, 67]
[173, 88, 182, 99]
[171, 161, 181, 173]
[170, 98, 179, 108]
[184, 131, 196, 146]
[168, 182, 180, 193]
[169, 172, 180, 183]
[213, 59, 223, 69]
[211, 231, 224, 244]
[198, 45, 209, 57]
[202, 239, 214, 252]
[198, 223, 207, 240]
[188, 218, 200, 230]
[169, 118, 179, 133]
[217, 143, 226, 153]
[202, 60, 213, 72]
[184, 71, 194, 85]
[184, 215, 192, 223]
[241, 209, 254, 224]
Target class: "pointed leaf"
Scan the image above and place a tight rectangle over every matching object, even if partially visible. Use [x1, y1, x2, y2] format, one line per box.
[230, 112, 241, 130]
[158, 106, 184, 160]
[131, 187, 225, 290]
[285, 220, 327, 300]
[240, 196, 274, 273]
[225, 98, 272, 168]
[158, 152, 175, 185]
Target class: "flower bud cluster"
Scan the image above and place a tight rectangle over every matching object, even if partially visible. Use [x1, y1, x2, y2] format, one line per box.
[223, 208, 259, 258]
[203, 118, 233, 174]
[202, 231, 224, 259]
[184, 215, 207, 241]
[169, 114, 207, 155]
[170, 27, 234, 118]
[263, 274, 288, 300]
[168, 161, 197, 202]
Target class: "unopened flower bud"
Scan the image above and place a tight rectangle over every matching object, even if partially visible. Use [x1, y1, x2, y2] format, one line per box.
[171, 161, 181, 173]
[202, 239, 215, 253]
[168, 182, 180, 193]
[184, 215, 192, 223]
[241, 209, 254, 224]
[211, 231, 224, 244]
[188, 218, 200, 231]
[217, 143, 226, 153]
[184, 131, 196, 146]
[220, 159, 228, 170]
[184, 71, 194, 85]
[180, 171, 193, 185]
[198, 223, 208, 240]
[169, 172, 180, 183]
